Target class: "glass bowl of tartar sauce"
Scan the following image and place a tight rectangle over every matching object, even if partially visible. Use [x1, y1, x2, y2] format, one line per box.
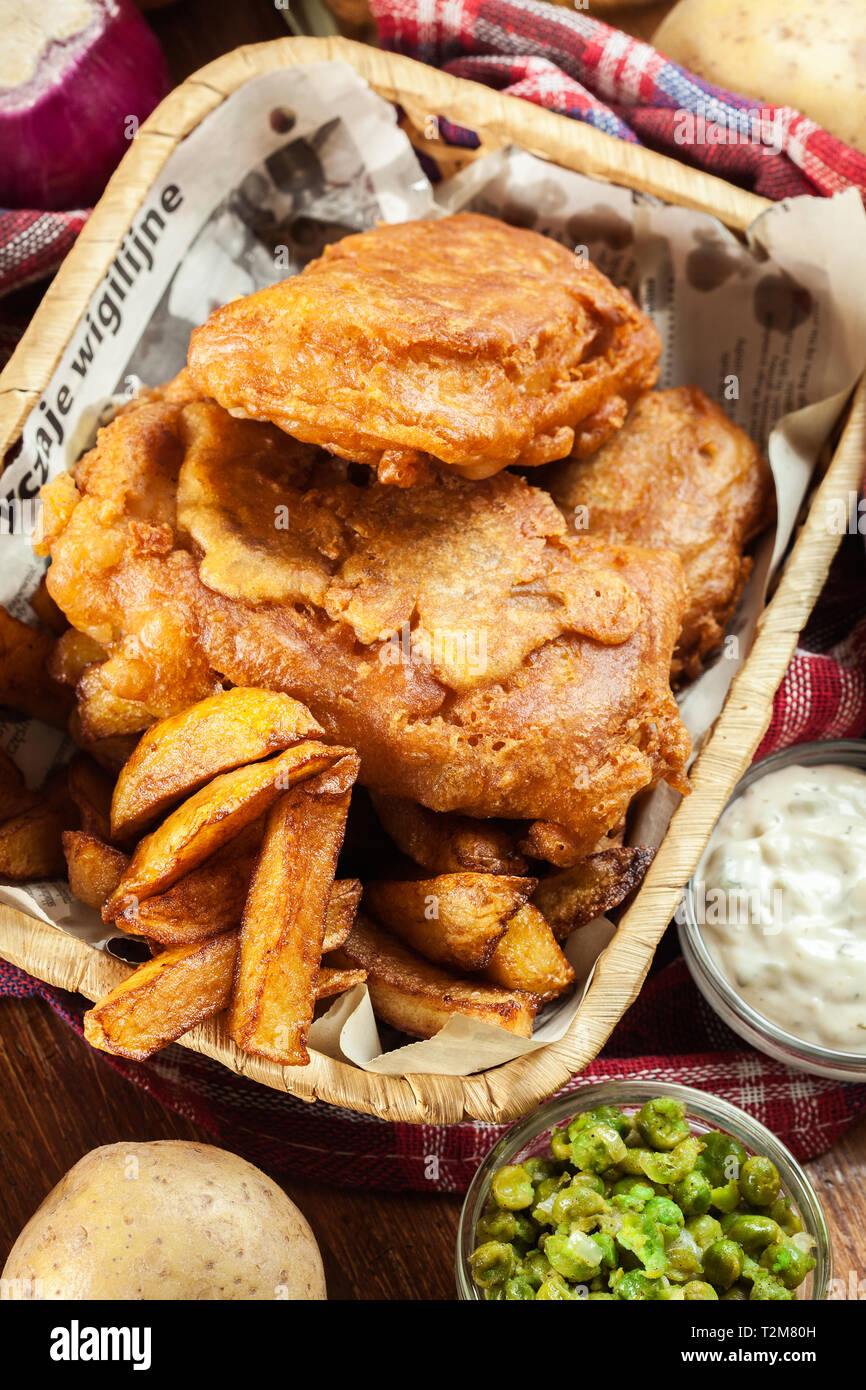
[679, 739, 866, 1080]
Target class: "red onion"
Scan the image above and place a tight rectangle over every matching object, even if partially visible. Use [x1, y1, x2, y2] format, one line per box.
[0, 0, 170, 210]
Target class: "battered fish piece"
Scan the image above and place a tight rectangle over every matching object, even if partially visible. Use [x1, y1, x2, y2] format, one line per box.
[547, 388, 773, 679]
[39, 383, 690, 859]
[187, 214, 661, 485]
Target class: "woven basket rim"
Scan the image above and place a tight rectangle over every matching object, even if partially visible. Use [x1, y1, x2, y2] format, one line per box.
[1, 37, 863, 1124]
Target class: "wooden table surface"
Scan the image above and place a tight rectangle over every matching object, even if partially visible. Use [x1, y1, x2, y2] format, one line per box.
[1, 0, 864, 1301]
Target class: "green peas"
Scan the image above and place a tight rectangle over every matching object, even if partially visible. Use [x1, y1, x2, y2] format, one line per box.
[759, 1240, 816, 1290]
[613, 1269, 658, 1300]
[545, 1228, 604, 1282]
[672, 1170, 712, 1216]
[636, 1097, 691, 1152]
[697, 1131, 747, 1187]
[725, 1215, 783, 1254]
[550, 1128, 572, 1162]
[536, 1272, 579, 1300]
[709, 1179, 741, 1214]
[639, 1135, 703, 1185]
[749, 1270, 794, 1302]
[769, 1195, 803, 1237]
[552, 1185, 607, 1227]
[683, 1280, 719, 1300]
[503, 1275, 536, 1300]
[571, 1122, 628, 1174]
[522, 1157, 559, 1186]
[469, 1240, 515, 1288]
[491, 1164, 535, 1210]
[471, 1095, 810, 1302]
[739, 1155, 781, 1207]
[477, 1207, 536, 1245]
[645, 1195, 684, 1237]
[702, 1239, 744, 1290]
[686, 1214, 723, 1251]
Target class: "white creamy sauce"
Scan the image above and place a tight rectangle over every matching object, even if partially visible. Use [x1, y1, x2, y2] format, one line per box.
[697, 762, 866, 1054]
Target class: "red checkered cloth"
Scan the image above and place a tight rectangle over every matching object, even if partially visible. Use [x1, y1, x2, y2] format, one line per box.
[371, 0, 866, 202]
[2, 14, 866, 1190]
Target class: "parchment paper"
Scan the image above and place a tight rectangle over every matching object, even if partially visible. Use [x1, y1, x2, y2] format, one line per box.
[2, 63, 866, 1076]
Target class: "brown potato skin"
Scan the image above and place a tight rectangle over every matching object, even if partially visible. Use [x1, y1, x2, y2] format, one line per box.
[104, 741, 348, 918]
[1, 1140, 326, 1300]
[0, 807, 66, 880]
[483, 905, 575, 1002]
[335, 914, 538, 1039]
[363, 873, 534, 971]
[532, 846, 655, 939]
[63, 832, 129, 910]
[110, 688, 323, 839]
[229, 757, 358, 1066]
[370, 793, 528, 875]
[84, 933, 238, 1060]
[0, 607, 73, 728]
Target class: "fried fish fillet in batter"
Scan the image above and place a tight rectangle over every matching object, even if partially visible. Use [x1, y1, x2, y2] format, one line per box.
[187, 213, 661, 486]
[546, 387, 773, 679]
[38, 381, 689, 859]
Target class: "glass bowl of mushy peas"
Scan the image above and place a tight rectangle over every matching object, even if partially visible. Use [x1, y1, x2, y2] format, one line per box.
[456, 1081, 831, 1300]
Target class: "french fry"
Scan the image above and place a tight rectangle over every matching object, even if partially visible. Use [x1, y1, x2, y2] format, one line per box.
[0, 748, 37, 822]
[104, 741, 350, 918]
[84, 933, 238, 1061]
[63, 831, 129, 910]
[68, 711, 140, 772]
[117, 807, 359, 948]
[0, 805, 66, 879]
[84, 929, 366, 1062]
[66, 753, 115, 841]
[363, 873, 535, 971]
[335, 914, 539, 1039]
[316, 965, 367, 999]
[369, 791, 527, 875]
[532, 847, 655, 939]
[111, 688, 324, 839]
[483, 905, 575, 1002]
[229, 758, 358, 1066]
[0, 607, 73, 728]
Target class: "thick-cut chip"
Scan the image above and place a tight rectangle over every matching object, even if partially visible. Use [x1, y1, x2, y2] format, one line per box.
[369, 793, 527, 876]
[0, 607, 73, 728]
[67, 753, 115, 841]
[104, 740, 349, 918]
[322, 878, 363, 954]
[110, 688, 324, 839]
[84, 933, 238, 1060]
[229, 758, 358, 1066]
[83, 929, 365, 1061]
[0, 805, 66, 879]
[0, 748, 37, 822]
[363, 873, 534, 972]
[335, 914, 539, 1039]
[63, 831, 129, 910]
[315, 965, 367, 999]
[532, 847, 655, 939]
[482, 905, 575, 1002]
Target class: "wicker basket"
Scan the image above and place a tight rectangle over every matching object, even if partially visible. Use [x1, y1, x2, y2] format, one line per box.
[1, 37, 863, 1125]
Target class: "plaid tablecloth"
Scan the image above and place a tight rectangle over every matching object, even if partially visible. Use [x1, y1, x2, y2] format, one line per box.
[2, 3, 866, 1189]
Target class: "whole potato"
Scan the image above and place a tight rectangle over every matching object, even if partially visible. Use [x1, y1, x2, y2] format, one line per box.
[654, 0, 866, 155]
[1, 1141, 326, 1300]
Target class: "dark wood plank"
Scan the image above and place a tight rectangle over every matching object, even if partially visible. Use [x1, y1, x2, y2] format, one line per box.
[1, 995, 864, 1299]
